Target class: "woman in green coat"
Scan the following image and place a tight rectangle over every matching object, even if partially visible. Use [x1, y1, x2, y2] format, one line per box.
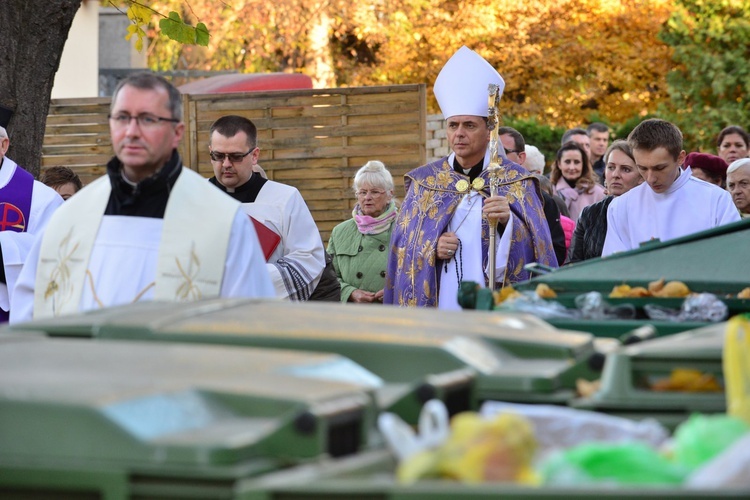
[327, 161, 397, 303]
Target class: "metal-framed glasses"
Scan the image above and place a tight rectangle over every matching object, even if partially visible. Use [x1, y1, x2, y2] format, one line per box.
[209, 148, 256, 163]
[108, 113, 179, 128]
[356, 189, 386, 198]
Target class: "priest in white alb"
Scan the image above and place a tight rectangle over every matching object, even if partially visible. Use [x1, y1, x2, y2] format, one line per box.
[602, 119, 740, 256]
[10, 73, 274, 323]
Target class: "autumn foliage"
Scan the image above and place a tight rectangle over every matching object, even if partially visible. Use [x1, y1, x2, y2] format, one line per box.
[143, 1, 675, 129]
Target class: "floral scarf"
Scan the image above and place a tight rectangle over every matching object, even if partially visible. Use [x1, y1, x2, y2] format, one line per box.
[353, 201, 397, 235]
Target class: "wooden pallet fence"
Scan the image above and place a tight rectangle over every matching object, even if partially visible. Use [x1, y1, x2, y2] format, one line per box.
[43, 84, 427, 244]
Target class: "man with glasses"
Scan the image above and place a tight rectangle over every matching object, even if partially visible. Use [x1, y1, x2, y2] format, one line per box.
[0, 106, 63, 322]
[11, 73, 274, 322]
[207, 115, 327, 301]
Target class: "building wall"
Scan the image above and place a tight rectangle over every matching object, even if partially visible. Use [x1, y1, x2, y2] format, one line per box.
[51, 1, 99, 99]
[426, 114, 448, 162]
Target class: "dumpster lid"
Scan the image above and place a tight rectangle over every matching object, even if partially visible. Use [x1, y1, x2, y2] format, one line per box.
[520, 218, 750, 294]
[13, 299, 597, 362]
[0, 336, 376, 467]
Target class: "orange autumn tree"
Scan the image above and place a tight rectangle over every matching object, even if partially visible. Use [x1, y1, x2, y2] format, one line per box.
[143, 0, 674, 128]
[340, 0, 674, 127]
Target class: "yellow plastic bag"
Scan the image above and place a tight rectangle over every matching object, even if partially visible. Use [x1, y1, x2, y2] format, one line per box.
[723, 314, 750, 425]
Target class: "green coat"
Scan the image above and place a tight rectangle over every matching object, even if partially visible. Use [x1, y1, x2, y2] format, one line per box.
[327, 218, 394, 303]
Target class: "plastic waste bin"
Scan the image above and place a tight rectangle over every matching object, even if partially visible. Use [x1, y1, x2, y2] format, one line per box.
[572, 322, 726, 429]
[0, 334, 379, 498]
[9, 299, 603, 410]
[512, 219, 750, 338]
[233, 447, 749, 499]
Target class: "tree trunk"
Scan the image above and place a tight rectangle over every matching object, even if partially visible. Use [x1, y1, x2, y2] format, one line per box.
[0, 0, 82, 177]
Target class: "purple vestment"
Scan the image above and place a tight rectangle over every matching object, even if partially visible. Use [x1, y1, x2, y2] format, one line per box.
[0, 163, 33, 233]
[384, 157, 557, 307]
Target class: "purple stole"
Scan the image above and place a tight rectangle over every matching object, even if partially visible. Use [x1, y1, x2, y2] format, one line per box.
[0, 162, 34, 321]
[384, 157, 558, 307]
[0, 163, 34, 233]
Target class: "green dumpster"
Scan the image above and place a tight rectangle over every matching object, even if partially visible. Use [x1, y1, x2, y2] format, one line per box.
[10, 299, 603, 409]
[571, 322, 726, 429]
[0, 334, 380, 498]
[513, 218, 750, 338]
[232, 448, 748, 499]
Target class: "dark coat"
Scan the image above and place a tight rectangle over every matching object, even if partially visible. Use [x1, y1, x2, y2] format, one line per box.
[567, 196, 614, 264]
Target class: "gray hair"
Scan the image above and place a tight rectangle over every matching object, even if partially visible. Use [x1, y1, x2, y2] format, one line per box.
[111, 72, 183, 122]
[353, 160, 394, 193]
[0, 126, 7, 139]
[727, 158, 750, 175]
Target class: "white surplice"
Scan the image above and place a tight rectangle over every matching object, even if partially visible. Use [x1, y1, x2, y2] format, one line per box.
[238, 180, 325, 301]
[10, 168, 274, 323]
[602, 167, 741, 256]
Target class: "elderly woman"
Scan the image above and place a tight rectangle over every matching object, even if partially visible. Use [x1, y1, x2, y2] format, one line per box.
[717, 125, 750, 165]
[327, 160, 397, 303]
[567, 140, 642, 263]
[551, 142, 606, 221]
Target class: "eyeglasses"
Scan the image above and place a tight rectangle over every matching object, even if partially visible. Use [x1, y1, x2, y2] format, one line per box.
[209, 148, 256, 163]
[505, 148, 523, 155]
[356, 189, 386, 198]
[109, 113, 179, 128]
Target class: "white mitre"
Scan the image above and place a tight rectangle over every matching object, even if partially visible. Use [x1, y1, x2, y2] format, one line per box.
[433, 46, 505, 119]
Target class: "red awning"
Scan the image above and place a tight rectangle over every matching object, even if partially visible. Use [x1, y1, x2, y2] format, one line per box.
[178, 73, 313, 94]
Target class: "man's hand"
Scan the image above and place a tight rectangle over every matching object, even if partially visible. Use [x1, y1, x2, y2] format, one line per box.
[350, 289, 377, 303]
[437, 232, 459, 260]
[483, 195, 510, 225]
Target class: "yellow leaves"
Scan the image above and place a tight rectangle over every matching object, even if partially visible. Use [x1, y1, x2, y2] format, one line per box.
[125, 2, 152, 52]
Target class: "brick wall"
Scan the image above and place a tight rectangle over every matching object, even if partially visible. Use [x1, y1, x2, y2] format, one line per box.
[425, 114, 448, 162]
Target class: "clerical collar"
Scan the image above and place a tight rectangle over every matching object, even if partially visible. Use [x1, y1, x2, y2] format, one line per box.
[209, 172, 267, 203]
[453, 157, 484, 182]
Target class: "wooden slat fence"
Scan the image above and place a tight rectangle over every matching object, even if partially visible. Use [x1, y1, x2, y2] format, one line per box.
[43, 84, 427, 243]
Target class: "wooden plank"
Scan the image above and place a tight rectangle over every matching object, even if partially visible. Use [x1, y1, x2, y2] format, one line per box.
[41, 154, 111, 167]
[42, 144, 113, 156]
[45, 123, 111, 135]
[43, 134, 111, 147]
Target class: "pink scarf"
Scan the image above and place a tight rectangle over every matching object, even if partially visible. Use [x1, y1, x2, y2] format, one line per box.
[353, 201, 397, 235]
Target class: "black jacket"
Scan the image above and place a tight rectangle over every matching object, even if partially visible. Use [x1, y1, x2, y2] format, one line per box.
[567, 196, 614, 264]
[541, 192, 567, 266]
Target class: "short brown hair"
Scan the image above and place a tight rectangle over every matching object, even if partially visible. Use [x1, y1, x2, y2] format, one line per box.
[627, 119, 683, 160]
[209, 115, 257, 148]
[40, 166, 82, 191]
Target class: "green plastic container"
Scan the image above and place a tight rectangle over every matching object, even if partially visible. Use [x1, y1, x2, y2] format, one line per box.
[572, 322, 726, 429]
[9, 299, 603, 410]
[0, 334, 379, 498]
[233, 448, 748, 499]
[513, 219, 750, 338]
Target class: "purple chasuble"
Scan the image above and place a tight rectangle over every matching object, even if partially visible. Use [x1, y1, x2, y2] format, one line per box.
[384, 157, 557, 307]
[0, 163, 34, 233]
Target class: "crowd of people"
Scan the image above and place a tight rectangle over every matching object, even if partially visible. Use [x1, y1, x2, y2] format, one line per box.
[0, 47, 747, 321]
